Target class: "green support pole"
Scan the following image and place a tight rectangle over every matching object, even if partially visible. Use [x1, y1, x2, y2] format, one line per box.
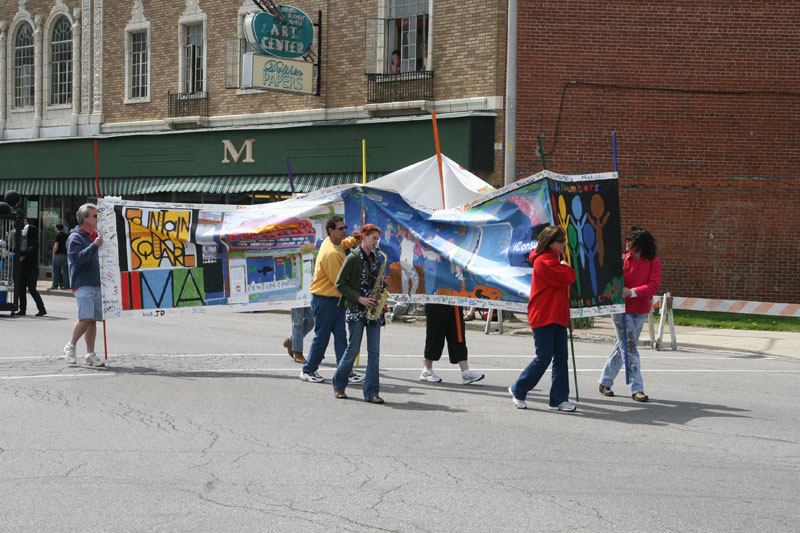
[568, 320, 580, 402]
[537, 135, 547, 170]
[539, 135, 579, 402]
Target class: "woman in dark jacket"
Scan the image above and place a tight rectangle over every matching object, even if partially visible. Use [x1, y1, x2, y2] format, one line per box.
[18, 222, 47, 316]
[332, 224, 387, 403]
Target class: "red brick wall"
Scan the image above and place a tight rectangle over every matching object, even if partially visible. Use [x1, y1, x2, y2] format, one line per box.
[516, 1, 800, 303]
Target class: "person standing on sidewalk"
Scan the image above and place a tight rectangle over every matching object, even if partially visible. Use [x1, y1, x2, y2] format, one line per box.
[17, 221, 47, 317]
[50, 223, 70, 290]
[420, 303, 484, 385]
[63, 204, 105, 367]
[598, 227, 661, 402]
[509, 225, 577, 412]
[299, 216, 362, 383]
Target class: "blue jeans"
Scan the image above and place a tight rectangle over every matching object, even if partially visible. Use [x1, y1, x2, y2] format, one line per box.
[332, 318, 381, 400]
[290, 306, 314, 354]
[52, 254, 69, 288]
[599, 313, 647, 393]
[511, 324, 569, 407]
[302, 295, 347, 374]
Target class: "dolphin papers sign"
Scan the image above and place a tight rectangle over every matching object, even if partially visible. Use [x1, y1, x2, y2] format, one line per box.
[243, 5, 314, 59]
[241, 54, 314, 95]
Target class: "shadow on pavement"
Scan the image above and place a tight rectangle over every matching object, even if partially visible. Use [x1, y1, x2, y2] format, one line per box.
[557, 396, 750, 426]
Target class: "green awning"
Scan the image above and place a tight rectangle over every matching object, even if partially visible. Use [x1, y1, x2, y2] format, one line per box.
[0, 173, 383, 196]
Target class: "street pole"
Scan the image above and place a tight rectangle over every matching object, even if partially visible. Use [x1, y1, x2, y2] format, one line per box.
[503, 0, 518, 187]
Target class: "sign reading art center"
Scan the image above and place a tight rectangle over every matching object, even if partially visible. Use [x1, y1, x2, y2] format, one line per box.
[243, 5, 314, 59]
[241, 53, 314, 95]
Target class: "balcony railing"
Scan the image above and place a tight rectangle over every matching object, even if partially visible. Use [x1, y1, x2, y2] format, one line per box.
[167, 91, 209, 118]
[366, 71, 434, 104]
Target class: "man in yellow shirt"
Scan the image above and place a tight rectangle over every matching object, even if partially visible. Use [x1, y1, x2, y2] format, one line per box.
[300, 216, 362, 383]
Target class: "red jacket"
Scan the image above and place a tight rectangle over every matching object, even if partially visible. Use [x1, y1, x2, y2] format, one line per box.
[622, 253, 662, 314]
[527, 249, 576, 329]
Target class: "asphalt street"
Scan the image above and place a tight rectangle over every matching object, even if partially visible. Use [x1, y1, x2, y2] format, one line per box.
[1, 297, 798, 532]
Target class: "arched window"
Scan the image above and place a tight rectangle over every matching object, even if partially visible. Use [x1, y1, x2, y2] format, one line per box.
[50, 16, 73, 105]
[14, 22, 35, 108]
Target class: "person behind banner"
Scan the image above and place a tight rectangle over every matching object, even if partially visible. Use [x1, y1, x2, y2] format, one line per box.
[50, 223, 70, 290]
[63, 203, 105, 367]
[598, 226, 661, 402]
[300, 216, 362, 383]
[331, 224, 387, 403]
[509, 225, 577, 412]
[284, 306, 313, 364]
[420, 303, 484, 385]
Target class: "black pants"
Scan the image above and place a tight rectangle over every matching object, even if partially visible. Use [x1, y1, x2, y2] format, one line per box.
[424, 303, 467, 363]
[18, 268, 45, 314]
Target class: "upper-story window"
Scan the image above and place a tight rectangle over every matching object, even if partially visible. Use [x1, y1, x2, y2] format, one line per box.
[124, 0, 151, 103]
[365, 0, 430, 75]
[14, 22, 35, 108]
[389, 0, 429, 73]
[50, 16, 73, 105]
[183, 23, 204, 93]
[131, 31, 149, 98]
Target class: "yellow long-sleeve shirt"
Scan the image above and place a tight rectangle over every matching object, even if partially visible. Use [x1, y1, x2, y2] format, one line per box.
[309, 235, 358, 297]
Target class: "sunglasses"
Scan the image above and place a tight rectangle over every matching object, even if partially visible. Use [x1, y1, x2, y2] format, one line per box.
[335, 225, 347, 231]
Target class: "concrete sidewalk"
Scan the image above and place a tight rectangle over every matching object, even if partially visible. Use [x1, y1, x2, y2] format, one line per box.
[569, 315, 800, 359]
[30, 281, 799, 359]
[454, 309, 799, 359]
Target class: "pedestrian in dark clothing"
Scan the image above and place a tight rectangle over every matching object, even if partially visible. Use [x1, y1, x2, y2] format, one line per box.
[50, 223, 70, 289]
[18, 221, 47, 317]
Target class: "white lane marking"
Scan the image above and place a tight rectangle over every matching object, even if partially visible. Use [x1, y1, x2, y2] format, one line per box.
[0, 353, 779, 361]
[3, 368, 799, 380]
[1, 373, 115, 380]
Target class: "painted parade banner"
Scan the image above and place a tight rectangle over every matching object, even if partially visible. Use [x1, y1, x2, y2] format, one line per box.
[97, 171, 624, 319]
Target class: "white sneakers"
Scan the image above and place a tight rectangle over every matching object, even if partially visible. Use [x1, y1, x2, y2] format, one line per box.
[419, 368, 442, 382]
[508, 387, 576, 412]
[64, 344, 105, 367]
[548, 401, 577, 412]
[84, 353, 105, 367]
[420, 368, 485, 384]
[348, 372, 365, 384]
[300, 371, 324, 383]
[63, 343, 77, 365]
[508, 386, 527, 409]
[461, 369, 485, 385]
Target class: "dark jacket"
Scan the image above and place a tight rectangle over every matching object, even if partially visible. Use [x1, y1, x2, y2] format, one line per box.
[336, 248, 366, 309]
[336, 247, 385, 310]
[19, 225, 39, 272]
[67, 226, 101, 288]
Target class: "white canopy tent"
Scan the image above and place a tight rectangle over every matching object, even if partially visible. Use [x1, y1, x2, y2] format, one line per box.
[366, 155, 495, 210]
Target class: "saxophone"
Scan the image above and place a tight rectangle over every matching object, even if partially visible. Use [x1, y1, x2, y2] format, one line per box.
[366, 247, 391, 321]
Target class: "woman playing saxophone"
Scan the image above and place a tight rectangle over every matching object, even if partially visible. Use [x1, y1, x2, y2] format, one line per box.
[332, 224, 388, 403]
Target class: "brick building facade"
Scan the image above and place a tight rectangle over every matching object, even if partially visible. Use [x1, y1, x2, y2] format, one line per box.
[0, 0, 507, 276]
[515, 1, 800, 303]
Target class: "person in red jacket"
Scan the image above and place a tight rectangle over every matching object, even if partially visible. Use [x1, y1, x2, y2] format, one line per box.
[598, 227, 661, 401]
[509, 225, 577, 411]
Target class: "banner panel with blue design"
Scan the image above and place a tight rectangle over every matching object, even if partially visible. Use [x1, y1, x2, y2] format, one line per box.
[97, 171, 623, 319]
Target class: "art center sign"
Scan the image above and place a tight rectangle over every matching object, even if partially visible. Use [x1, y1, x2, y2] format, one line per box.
[243, 5, 314, 59]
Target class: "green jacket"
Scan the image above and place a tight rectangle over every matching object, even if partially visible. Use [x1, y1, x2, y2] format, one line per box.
[335, 248, 366, 309]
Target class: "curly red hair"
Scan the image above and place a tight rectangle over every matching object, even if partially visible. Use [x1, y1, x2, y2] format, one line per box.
[354, 223, 382, 239]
